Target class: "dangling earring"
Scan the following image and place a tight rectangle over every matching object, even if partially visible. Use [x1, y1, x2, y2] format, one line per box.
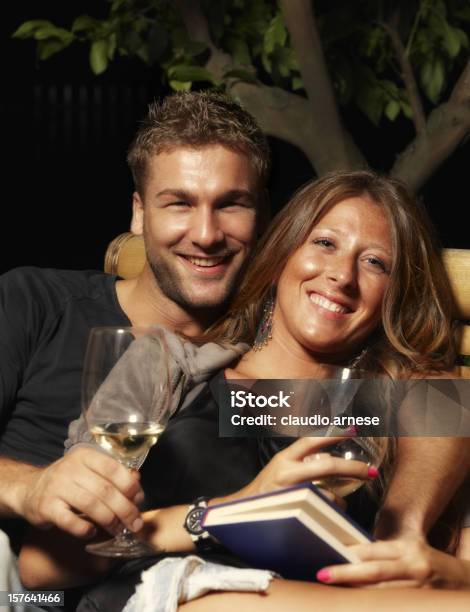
[253, 293, 275, 351]
[348, 347, 367, 369]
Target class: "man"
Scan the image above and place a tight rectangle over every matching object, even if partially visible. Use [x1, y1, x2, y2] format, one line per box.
[0, 91, 270, 543]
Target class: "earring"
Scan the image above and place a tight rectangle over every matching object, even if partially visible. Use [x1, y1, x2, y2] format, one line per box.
[348, 347, 367, 369]
[253, 294, 274, 351]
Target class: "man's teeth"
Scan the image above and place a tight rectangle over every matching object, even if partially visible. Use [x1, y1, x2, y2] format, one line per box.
[309, 293, 349, 314]
[186, 256, 225, 267]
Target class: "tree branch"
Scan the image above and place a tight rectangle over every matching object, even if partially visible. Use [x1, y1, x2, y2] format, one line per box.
[175, 0, 366, 175]
[229, 82, 320, 162]
[381, 10, 426, 136]
[391, 60, 470, 191]
[173, 0, 231, 79]
[279, 0, 365, 172]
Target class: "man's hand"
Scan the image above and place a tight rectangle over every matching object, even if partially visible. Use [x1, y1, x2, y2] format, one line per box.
[19, 447, 144, 538]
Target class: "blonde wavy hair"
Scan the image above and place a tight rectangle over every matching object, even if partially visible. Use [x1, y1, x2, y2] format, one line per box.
[204, 170, 456, 378]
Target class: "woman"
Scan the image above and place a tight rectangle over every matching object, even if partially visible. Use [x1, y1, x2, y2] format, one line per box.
[19, 171, 470, 609]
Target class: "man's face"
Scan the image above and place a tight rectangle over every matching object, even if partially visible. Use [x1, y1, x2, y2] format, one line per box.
[132, 145, 260, 312]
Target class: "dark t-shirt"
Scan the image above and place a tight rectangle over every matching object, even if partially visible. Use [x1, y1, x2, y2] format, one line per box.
[78, 373, 376, 612]
[0, 267, 130, 466]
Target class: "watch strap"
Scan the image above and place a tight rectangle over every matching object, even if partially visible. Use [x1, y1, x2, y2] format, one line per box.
[184, 496, 214, 551]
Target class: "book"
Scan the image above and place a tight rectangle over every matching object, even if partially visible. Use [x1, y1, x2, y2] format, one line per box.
[202, 482, 372, 581]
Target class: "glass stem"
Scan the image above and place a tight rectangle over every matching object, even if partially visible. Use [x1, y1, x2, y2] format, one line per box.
[116, 457, 142, 545]
[114, 527, 136, 546]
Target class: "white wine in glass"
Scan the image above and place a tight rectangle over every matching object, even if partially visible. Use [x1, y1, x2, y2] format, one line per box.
[309, 437, 385, 497]
[90, 421, 165, 464]
[82, 326, 171, 557]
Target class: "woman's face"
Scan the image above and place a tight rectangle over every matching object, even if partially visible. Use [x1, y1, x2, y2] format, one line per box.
[273, 196, 393, 361]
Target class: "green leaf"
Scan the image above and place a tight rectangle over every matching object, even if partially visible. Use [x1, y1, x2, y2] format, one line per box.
[401, 100, 413, 119]
[136, 46, 150, 64]
[169, 80, 192, 91]
[355, 73, 385, 125]
[130, 16, 149, 34]
[420, 56, 445, 103]
[263, 13, 286, 55]
[227, 37, 251, 66]
[12, 20, 55, 39]
[413, 29, 433, 55]
[168, 64, 216, 83]
[455, 28, 469, 49]
[358, 92, 384, 125]
[90, 39, 109, 75]
[107, 33, 117, 60]
[441, 23, 462, 57]
[37, 38, 72, 60]
[384, 100, 400, 121]
[353, 65, 385, 125]
[110, 0, 129, 15]
[15, 21, 73, 44]
[363, 26, 385, 58]
[35, 26, 72, 42]
[72, 15, 101, 34]
[261, 49, 271, 73]
[380, 79, 399, 98]
[291, 75, 304, 90]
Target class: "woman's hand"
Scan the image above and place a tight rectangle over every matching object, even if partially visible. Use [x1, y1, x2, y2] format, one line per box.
[224, 436, 377, 503]
[316, 537, 470, 589]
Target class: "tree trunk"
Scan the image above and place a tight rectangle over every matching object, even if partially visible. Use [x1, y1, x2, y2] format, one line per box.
[391, 61, 470, 191]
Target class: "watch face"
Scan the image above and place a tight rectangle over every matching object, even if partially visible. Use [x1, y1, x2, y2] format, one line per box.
[186, 507, 205, 535]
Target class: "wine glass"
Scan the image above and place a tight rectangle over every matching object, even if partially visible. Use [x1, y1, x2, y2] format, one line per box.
[308, 436, 386, 497]
[306, 366, 387, 497]
[81, 325, 171, 557]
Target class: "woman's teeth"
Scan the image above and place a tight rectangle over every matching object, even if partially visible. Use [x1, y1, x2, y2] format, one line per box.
[309, 293, 349, 314]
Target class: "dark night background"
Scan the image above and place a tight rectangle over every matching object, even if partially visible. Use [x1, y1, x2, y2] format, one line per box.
[2, 2, 469, 275]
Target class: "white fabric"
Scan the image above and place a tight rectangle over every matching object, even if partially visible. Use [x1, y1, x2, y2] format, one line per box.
[122, 556, 274, 612]
[0, 529, 42, 612]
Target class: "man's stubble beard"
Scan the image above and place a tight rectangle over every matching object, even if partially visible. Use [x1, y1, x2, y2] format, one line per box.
[147, 249, 242, 314]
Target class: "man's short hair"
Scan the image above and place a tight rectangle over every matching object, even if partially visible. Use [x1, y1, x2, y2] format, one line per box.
[127, 91, 270, 195]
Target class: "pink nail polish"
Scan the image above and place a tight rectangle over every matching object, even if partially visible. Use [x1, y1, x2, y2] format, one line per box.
[316, 568, 331, 582]
[368, 466, 379, 478]
[345, 425, 357, 435]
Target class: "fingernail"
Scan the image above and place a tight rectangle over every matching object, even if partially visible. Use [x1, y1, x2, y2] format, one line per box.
[131, 518, 143, 532]
[134, 491, 145, 505]
[86, 527, 97, 540]
[345, 425, 357, 435]
[316, 569, 331, 582]
[368, 466, 379, 478]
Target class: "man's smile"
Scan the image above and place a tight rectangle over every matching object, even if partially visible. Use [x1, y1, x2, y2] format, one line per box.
[177, 253, 235, 276]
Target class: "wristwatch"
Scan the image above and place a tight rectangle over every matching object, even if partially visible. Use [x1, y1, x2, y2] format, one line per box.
[183, 496, 214, 551]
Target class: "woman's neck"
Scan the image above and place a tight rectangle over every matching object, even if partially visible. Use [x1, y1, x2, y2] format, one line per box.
[227, 338, 344, 380]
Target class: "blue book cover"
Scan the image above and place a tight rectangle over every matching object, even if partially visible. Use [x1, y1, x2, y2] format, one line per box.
[202, 482, 372, 581]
